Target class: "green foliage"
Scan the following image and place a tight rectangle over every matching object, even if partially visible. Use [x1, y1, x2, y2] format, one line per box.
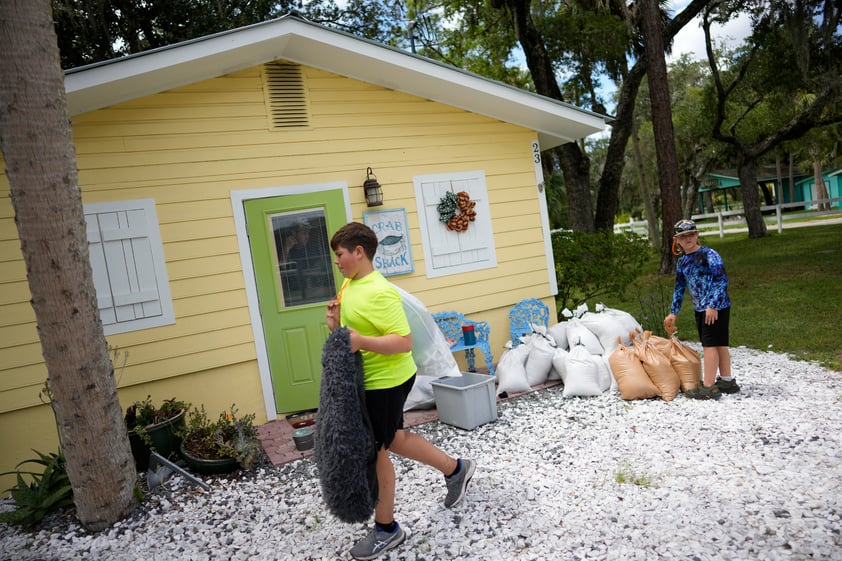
[0, 450, 73, 528]
[614, 463, 655, 487]
[125, 396, 189, 447]
[552, 230, 652, 314]
[181, 404, 261, 469]
[633, 274, 675, 338]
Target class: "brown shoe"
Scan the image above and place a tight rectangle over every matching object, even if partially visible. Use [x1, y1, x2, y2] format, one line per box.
[715, 377, 740, 394]
[685, 384, 721, 400]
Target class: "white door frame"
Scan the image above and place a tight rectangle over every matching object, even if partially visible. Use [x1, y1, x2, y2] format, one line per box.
[231, 182, 352, 420]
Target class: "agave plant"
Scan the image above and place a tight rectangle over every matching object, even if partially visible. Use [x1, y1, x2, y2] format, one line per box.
[0, 449, 73, 528]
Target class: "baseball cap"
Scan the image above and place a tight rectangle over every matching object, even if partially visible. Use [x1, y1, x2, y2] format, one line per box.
[673, 219, 698, 237]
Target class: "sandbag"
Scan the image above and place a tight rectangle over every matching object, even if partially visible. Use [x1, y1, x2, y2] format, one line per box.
[594, 354, 613, 393]
[563, 344, 603, 397]
[547, 321, 569, 350]
[608, 344, 659, 400]
[404, 376, 438, 411]
[565, 317, 604, 355]
[596, 304, 642, 338]
[669, 335, 701, 392]
[524, 333, 555, 387]
[601, 354, 618, 393]
[633, 332, 680, 401]
[646, 333, 672, 358]
[495, 344, 531, 395]
[548, 347, 569, 382]
[579, 308, 639, 355]
[391, 284, 461, 411]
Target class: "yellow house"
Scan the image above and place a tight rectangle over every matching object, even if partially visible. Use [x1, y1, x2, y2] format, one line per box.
[0, 14, 606, 484]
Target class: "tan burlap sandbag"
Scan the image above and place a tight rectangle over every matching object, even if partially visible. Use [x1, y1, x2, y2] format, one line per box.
[633, 332, 680, 401]
[607, 343, 659, 400]
[647, 333, 672, 357]
[669, 336, 701, 392]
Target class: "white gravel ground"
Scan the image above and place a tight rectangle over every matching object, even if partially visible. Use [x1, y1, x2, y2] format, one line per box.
[2, 346, 841, 561]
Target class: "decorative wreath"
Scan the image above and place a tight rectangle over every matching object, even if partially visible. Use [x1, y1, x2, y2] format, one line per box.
[437, 190, 477, 232]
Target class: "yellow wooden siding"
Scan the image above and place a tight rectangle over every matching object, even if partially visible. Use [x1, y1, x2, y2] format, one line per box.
[1, 62, 553, 424]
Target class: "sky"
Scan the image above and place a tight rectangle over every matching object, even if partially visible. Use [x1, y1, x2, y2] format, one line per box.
[668, 3, 754, 63]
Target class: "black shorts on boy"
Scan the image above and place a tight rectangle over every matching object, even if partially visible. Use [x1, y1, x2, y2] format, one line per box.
[694, 306, 730, 347]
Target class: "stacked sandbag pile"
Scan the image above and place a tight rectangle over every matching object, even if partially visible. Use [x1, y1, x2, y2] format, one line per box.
[496, 302, 703, 402]
[609, 330, 702, 401]
[495, 303, 633, 397]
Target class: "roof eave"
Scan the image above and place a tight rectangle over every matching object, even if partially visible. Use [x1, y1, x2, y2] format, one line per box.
[65, 16, 607, 149]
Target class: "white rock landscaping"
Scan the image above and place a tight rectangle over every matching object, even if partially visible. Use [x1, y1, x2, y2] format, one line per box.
[2, 346, 841, 560]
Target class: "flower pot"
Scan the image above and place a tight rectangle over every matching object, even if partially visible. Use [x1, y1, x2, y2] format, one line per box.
[292, 427, 315, 451]
[179, 442, 239, 475]
[128, 409, 186, 472]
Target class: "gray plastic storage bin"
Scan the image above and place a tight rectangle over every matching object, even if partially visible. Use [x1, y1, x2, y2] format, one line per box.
[430, 372, 498, 430]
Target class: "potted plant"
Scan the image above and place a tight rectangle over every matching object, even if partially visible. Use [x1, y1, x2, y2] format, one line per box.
[125, 396, 189, 472]
[179, 404, 261, 475]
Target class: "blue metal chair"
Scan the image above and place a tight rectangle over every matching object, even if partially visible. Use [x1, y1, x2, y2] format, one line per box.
[432, 311, 495, 376]
[508, 298, 550, 347]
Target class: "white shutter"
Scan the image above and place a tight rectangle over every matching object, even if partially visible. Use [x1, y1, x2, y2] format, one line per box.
[84, 199, 174, 334]
[414, 171, 497, 278]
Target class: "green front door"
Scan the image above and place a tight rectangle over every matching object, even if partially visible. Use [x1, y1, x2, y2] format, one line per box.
[244, 190, 346, 414]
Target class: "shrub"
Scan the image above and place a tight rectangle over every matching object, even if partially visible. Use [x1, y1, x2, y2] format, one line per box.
[552, 230, 651, 315]
[180, 404, 261, 469]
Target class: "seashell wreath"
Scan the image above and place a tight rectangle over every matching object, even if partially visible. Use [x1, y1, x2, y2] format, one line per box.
[436, 190, 477, 232]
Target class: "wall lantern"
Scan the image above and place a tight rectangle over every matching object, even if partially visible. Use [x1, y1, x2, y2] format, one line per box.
[364, 167, 383, 207]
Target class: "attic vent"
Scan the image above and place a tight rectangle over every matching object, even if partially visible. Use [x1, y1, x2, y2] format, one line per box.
[264, 62, 310, 128]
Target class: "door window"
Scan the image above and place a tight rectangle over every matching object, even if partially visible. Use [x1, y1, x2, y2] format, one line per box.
[269, 209, 335, 307]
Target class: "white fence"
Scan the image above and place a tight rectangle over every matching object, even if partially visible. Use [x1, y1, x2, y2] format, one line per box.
[614, 196, 842, 238]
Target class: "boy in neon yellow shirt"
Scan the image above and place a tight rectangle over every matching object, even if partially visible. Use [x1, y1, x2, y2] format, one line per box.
[326, 222, 475, 560]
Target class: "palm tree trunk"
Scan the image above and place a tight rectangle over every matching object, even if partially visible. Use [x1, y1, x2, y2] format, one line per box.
[0, 0, 136, 531]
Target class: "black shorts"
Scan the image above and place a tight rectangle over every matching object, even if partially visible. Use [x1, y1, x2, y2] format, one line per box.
[365, 374, 415, 450]
[695, 306, 730, 347]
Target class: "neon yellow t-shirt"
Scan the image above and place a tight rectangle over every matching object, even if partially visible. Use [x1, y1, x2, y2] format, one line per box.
[339, 271, 416, 390]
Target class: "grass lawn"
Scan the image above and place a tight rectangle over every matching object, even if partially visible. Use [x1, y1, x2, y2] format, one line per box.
[598, 221, 842, 371]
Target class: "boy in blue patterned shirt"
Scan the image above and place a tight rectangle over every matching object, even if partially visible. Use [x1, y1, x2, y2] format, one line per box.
[663, 219, 740, 399]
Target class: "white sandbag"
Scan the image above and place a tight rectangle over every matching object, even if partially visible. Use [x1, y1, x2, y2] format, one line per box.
[392, 283, 461, 411]
[563, 344, 603, 397]
[495, 344, 531, 395]
[579, 310, 637, 355]
[547, 321, 569, 350]
[549, 347, 569, 382]
[593, 354, 613, 392]
[565, 317, 605, 355]
[404, 376, 438, 410]
[596, 304, 643, 336]
[601, 354, 618, 393]
[524, 333, 555, 387]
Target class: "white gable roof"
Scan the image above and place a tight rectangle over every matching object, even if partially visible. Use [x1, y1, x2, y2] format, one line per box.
[65, 14, 607, 150]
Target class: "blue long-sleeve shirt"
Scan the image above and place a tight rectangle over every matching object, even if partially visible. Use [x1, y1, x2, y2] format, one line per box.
[670, 246, 731, 315]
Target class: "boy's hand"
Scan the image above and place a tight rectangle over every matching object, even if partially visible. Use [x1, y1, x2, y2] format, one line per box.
[704, 307, 718, 325]
[663, 314, 677, 334]
[348, 328, 362, 353]
[326, 299, 340, 331]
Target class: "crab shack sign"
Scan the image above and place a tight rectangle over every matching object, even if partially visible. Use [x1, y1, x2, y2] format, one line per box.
[364, 208, 414, 276]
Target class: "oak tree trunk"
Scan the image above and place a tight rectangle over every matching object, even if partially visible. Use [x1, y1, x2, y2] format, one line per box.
[736, 155, 768, 238]
[639, 0, 682, 273]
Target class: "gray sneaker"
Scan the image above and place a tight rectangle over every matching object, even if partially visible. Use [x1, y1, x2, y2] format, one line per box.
[350, 523, 407, 560]
[444, 458, 476, 508]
